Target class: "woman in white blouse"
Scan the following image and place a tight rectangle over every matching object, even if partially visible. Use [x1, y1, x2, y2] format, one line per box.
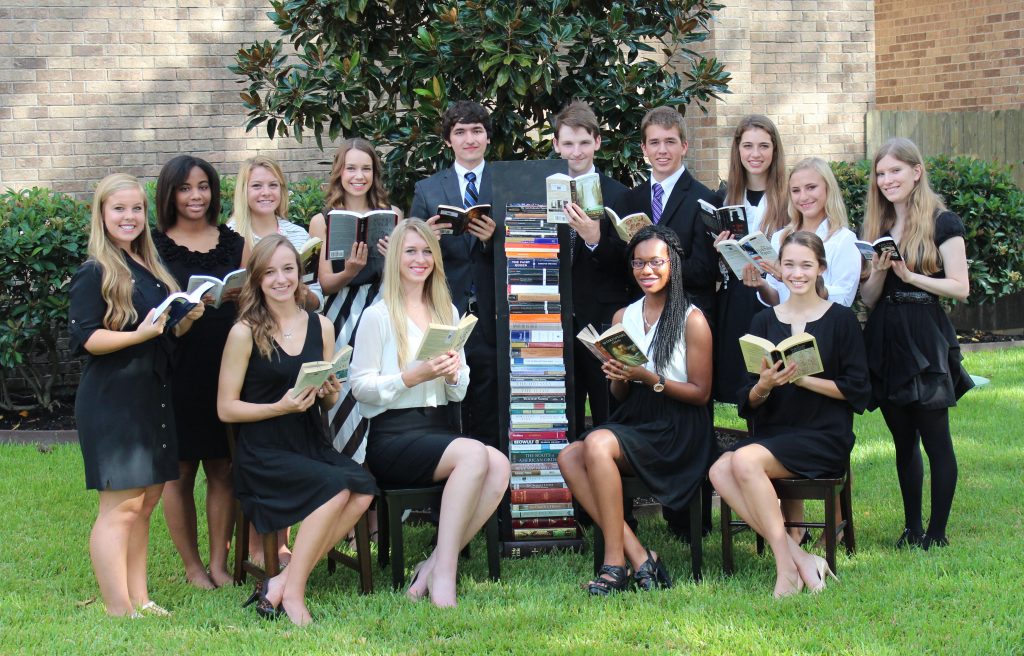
[745, 157, 862, 309]
[350, 219, 510, 608]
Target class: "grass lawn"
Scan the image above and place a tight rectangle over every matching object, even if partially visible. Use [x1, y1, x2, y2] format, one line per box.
[2, 348, 1022, 655]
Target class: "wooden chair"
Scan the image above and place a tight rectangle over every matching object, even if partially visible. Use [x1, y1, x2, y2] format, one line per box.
[592, 476, 705, 582]
[377, 483, 501, 590]
[226, 425, 374, 592]
[720, 463, 856, 575]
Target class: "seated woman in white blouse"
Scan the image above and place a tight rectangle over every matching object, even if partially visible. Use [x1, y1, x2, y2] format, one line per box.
[350, 219, 510, 609]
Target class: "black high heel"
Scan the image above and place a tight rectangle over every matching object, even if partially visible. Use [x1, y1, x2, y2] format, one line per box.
[242, 579, 281, 619]
[798, 529, 813, 547]
[895, 528, 924, 549]
[587, 565, 630, 596]
[921, 534, 949, 550]
[633, 549, 673, 591]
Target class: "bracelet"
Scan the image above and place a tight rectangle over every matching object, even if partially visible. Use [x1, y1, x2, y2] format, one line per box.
[752, 386, 771, 401]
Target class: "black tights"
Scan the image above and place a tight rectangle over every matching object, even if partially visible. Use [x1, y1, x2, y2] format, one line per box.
[879, 403, 958, 539]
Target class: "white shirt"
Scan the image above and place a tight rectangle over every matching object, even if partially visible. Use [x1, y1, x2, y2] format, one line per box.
[453, 161, 487, 204]
[650, 164, 686, 209]
[763, 221, 862, 307]
[226, 217, 324, 311]
[350, 301, 470, 419]
[621, 300, 696, 383]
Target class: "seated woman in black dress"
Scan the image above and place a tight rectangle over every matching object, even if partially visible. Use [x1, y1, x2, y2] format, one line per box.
[69, 173, 205, 617]
[350, 219, 510, 608]
[217, 235, 377, 626]
[558, 225, 714, 595]
[860, 138, 972, 549]
[709, 231, 871, 598]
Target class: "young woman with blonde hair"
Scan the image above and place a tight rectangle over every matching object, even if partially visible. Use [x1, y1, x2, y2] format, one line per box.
[350, 219, 509, 608]
[69, 173, 205, 616]
[860, 137, 972, 550]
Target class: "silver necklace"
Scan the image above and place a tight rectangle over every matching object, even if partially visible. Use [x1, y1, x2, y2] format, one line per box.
[642, 298, 656, 330]
[281, 307, 303, 339]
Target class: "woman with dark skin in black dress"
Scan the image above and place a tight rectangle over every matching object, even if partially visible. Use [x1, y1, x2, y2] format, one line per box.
[153, 156, 244, 588]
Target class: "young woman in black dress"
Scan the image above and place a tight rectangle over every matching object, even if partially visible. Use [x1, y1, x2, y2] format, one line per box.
[153, 156, 244, 589]
[69, 173, 205, 616]
[217, 235, 377, 626]
[558, 225, 714, 595]
[709, 231, 870, 598]
[860, 138, 972, 550]
[350, 219, 510, 608]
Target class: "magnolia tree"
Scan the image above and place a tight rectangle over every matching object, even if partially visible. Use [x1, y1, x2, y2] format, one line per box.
[232, 0, 731, 206]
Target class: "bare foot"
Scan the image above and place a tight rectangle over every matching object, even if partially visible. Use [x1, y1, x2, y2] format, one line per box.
[185, 567, 216, 590]
[281, 595, 313, 627]
[210, 569, 233, 588]
[427, 569, 457, 608]
[264, 573, 286, 609]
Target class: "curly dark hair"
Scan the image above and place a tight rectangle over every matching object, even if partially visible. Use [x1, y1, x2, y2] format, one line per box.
[626, 225, 691, 374]
[441, 100, 492, 142]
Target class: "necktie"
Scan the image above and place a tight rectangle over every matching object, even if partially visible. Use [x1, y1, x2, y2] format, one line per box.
[652, 182, 664, 224]
[464, 171, 478, 209]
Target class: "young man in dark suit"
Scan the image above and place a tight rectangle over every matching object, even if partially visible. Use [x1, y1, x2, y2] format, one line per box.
[619, 107, 719, 318]
[410, 101, 500, 447]
[619, 106, 719, 538]
[551, 101, 631, 435]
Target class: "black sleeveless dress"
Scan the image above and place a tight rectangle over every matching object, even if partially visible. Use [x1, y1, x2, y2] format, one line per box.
[233, 311, 378, 534]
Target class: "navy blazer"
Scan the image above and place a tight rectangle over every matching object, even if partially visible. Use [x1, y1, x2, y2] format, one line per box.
[620, 168, 719, 316]
[409, 165, 496, 346]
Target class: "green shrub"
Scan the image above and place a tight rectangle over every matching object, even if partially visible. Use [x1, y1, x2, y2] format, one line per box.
[286, 177, 327, 228]
[0, 188, 90, 410]
[831, 157, 1024, 305]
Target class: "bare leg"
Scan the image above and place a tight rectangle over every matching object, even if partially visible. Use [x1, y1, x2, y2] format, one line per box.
[781, 499, 806, 541]
[127, 484, 164, 607]
[264, 490, 373, 626]
[90, 487, 145, 616]
[162, 460, 214, 589]
[202, 458, 234, 587]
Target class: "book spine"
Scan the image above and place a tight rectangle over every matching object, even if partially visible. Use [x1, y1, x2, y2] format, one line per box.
[513, 528, 579, 539]
[512, 517, 577, 529]
[510, 508, 575, 519]
[510, 488, 572, 504]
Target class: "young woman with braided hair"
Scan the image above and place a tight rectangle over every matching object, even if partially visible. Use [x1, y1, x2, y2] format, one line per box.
[558, 224, 714, 595]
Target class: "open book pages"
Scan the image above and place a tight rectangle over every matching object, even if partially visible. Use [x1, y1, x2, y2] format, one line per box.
[738, 332, 823, 379]
[436, 204, 491, 236]
[576, 323, 649, 366]
[186, 269, 246, 309]
[604, 207, 652, 242]
[414, 313, 479, 360]
[545, 172, 603, 224]
[715, 231, 778, 277]
[291, 345, 353, 397]
[151, 281, 215, 329]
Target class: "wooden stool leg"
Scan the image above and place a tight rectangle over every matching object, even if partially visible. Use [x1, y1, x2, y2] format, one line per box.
[233, 504, 248, 585]
[689, 494, 702, 582]
[841, 471, 856, 555]
[389, 500, 405, 590]
[485, 511, 500, 581]
[721, 498, 734, 576]
[264, 532, 280, 579]
[377, 497, 390, 569]
[824, 487, 837, 573]
[354, 512, 373, 594]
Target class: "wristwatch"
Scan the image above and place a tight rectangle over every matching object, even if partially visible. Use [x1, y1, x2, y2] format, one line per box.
[652, 374, 666, 393]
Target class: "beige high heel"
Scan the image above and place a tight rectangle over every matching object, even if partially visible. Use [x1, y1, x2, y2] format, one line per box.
[808, 555, 838, 593]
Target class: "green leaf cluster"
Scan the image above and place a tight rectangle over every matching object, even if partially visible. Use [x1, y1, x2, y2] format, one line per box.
[231, 0, 731, 208]
[0, 188, 90, 410]
[831, 157, 1024, 305]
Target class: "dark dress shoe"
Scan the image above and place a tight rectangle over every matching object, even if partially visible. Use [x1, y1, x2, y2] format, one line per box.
[895, 528, 924, 549]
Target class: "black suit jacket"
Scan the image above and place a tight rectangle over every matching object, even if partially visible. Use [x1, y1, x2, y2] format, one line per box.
[620, 168, 719, 316]
[572, 172, 634, 330]
[409, 165, 496, 346]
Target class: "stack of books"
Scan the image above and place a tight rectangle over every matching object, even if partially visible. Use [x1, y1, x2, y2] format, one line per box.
[504, 203, 581, 550]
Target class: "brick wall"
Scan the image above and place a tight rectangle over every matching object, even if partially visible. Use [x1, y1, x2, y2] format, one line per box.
[687, 0, 876, 189]
[875, 0, 1024, 111]
[0, 1, 337, 198]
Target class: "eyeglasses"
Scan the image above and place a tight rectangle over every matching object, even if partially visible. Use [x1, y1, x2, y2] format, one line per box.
[630, 258, 668, 270]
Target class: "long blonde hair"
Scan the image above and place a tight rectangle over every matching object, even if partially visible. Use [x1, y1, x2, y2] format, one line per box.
[380, 219, 454, 369]
[862, 138, 945, 275]
[725, 115, 788, 237]
[781, 157, 850, 243]
[87, 174, 179, 330]
[230, 155, 289, 248]
[236, 234, 309, 358]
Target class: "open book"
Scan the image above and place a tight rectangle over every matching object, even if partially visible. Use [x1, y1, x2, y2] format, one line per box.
[291, 345, 354, 397]
[604, 207, 652, 242]
[326, 209, 397, 260]
[698, 199, 749, 237]
[738, 332, 823, 379]
[716, 231, 778, 277]
[414, 313, 479, 360]
[576, 323, 649, 366]
[298, 237, 322, 279]
[545, 171, 604, 224]
[854, 236, 902, 261]
[187, 269, 246, 309]
[436, 204, 491, 236]
[151, 281, 215, 329]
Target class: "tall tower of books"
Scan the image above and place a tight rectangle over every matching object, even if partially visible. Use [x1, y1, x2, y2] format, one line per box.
[502, 203, 581, 556]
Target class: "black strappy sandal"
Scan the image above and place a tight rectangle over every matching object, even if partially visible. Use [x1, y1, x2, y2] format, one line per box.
[587, 564, 630, 596]
[633, 549, 673, 591]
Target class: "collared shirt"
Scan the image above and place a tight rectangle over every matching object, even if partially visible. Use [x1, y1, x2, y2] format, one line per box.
[762, 220, 862, 307]
[453, 160, 487, 203]
[650, 164, 686, 209]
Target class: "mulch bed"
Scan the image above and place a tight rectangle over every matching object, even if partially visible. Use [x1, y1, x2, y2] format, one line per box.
[1, 330, 1020, 433]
